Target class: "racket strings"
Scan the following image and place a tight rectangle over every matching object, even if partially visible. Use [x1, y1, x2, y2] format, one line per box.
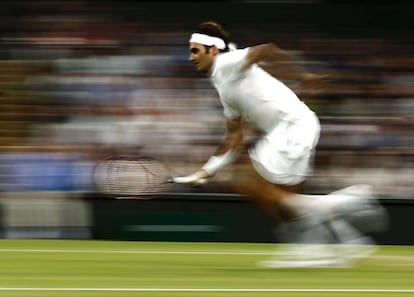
[94, 158, 170, 197]
[139, 159, 170, 194]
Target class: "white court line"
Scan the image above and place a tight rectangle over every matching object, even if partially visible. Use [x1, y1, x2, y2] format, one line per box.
[0, 248, 272, 255]
[0, 248, 414, 261]
[0, 287, 413, 293]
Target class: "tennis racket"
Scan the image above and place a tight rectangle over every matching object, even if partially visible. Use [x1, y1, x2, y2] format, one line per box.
[92, 155, 206, 199]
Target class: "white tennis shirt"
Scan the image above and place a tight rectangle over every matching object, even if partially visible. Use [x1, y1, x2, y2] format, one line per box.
[209, 48, 320, 185]
[210, 48, 313, 133]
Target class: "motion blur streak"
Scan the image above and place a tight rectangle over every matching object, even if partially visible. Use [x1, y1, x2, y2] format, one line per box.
[0, 1, 413, 200]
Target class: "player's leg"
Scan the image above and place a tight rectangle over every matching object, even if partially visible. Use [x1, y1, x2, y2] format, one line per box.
[230, 157, 297, 222]
[229, 153, 378, 267]
[309, 185, 389, 263]
[273, 185, 387, 267]
[229, 163, 342, 267]
[317, 184, 389, 234]
[230, 155, 340, 245]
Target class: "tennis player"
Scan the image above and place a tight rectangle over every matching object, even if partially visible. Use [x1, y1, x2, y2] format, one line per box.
[174, 21, 387, 267]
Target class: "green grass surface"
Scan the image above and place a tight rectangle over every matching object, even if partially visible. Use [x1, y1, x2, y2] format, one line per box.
[0, 240, 413, 296]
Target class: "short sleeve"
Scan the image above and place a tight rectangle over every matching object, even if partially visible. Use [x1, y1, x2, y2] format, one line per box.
[213, 48, 249, 81]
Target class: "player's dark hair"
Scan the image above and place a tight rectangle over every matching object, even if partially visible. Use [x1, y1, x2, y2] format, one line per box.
[196, 21, 230, 52]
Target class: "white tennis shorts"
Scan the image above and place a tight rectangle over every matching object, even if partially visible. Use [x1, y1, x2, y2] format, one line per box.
[249, 112, 320, 185]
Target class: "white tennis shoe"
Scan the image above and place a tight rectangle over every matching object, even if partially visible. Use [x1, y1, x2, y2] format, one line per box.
[257, 243, 376, 268]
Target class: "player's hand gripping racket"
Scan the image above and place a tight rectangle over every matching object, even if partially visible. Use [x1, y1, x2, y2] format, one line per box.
[92, 155, 207, 199]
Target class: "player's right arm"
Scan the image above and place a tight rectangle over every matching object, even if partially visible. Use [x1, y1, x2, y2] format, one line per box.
[212, 116, 243, 156]
[173, 116, 242, 186]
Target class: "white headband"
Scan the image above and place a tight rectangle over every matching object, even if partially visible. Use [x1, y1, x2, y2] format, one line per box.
[190, 33, 226, 50]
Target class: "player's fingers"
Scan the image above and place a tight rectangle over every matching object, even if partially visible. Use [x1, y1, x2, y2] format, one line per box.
[191, 178, 209, 187]
[172, 175, 209, 186]
[172, 172, 202, 184]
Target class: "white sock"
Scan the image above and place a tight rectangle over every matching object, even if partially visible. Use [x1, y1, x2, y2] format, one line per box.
[275, 214, 338, 244]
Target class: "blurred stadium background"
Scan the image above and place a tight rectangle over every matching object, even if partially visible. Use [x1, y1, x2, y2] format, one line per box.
[0, 1, 413, 243]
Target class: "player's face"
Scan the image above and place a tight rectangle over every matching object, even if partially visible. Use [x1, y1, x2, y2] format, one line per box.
[189, 42, 217, 73]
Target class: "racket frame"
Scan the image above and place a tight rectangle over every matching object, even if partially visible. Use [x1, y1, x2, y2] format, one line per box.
[92, 155, 173, 199]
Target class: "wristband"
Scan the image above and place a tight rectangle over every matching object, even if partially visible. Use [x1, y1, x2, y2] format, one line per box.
[202, 150, 237, 176]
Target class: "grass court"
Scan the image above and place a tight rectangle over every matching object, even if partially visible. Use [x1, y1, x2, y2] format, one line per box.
[0, 239, 413, 297]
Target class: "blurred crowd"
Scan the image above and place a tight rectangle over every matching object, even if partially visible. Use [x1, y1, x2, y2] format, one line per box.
[0, 1, 413, 198]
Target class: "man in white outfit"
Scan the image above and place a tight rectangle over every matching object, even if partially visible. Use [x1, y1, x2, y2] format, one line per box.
[174, 21, 387, 267]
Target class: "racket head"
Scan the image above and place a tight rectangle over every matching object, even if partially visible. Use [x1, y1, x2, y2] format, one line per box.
[92, 155, 171, 199]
